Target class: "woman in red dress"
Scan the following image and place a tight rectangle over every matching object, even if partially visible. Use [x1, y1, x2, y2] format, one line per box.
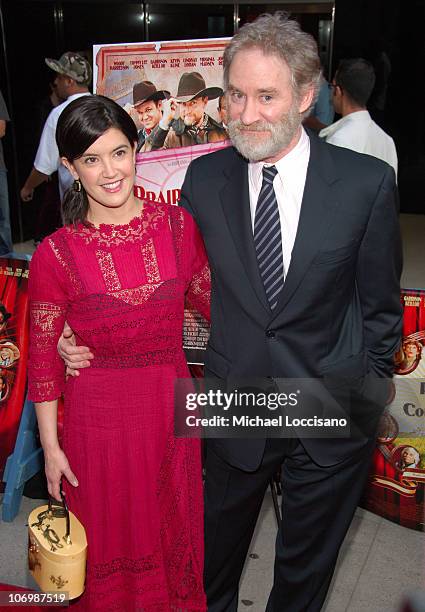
[27, 95, 209, 611]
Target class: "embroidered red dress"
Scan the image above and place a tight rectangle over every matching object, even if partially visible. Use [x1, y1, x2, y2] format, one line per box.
[27, 202, 210, 611]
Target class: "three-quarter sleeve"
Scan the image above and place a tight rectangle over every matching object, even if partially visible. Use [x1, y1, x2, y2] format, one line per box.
[27, 238, 69, 402]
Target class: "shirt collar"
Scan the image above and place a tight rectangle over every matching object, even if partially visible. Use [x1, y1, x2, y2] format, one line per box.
[249, 126, 310, 186]
[319, 110, 371, 139]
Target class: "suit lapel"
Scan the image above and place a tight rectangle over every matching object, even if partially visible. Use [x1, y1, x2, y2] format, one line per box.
[219, 152, 270, 313]
[271, 133, 340, 319]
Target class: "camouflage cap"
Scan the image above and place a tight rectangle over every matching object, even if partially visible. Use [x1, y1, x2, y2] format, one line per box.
[45, 52, 92, 85]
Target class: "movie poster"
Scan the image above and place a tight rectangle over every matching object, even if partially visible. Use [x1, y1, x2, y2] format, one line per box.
[0, 258, 30, 485]
[362, 289, 425, 531]
[93, 38, 227, 364]
[93, 38, 230, 205]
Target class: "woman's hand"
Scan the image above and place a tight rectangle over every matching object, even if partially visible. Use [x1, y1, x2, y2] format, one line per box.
[58, 321, 94, 376]
[44, 447, 79, 501]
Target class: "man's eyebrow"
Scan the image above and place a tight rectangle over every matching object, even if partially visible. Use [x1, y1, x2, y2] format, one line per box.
[257, 88, 279, 95]
[227, 85, 280, 95]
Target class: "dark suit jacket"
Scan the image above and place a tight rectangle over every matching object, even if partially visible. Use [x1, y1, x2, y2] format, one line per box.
[180, 132, 403, 471]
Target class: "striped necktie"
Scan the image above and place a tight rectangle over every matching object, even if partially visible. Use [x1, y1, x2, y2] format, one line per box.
[254, 165, 284, 310]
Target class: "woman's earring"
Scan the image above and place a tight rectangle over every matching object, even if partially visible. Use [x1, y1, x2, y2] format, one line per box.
[73, 179, 82, 192]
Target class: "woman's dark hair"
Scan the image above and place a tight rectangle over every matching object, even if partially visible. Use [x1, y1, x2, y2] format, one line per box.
[56, 95, 138, 225]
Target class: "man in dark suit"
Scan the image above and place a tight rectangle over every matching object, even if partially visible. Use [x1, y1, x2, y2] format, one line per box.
[180, 12, 402, 612]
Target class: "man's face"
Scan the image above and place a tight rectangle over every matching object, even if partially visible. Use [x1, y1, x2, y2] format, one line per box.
[218, 96, 227, 125]
[180, 96, 208, 127]
[226, 47, 313, 163]
[402, 448, 416, 465]
[135, 99, 162, 130]
[54, 74, 71, 100]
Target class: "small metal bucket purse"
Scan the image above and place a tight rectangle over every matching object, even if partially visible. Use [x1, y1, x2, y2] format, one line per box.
[28, 488, 87, 600]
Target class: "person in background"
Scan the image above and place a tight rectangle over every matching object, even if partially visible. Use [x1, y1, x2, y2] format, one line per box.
[320, 58, 398, 178]
[32, 81, 65, 243]
[20, 52, 91, 203]
[27, 94, 209, 611]
[36, 81, 65, 135]
[303, 73, 334, 132]
[0, 89, 13, 255]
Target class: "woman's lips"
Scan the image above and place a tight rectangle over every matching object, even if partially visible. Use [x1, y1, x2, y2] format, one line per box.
[101, 179, 122, 193]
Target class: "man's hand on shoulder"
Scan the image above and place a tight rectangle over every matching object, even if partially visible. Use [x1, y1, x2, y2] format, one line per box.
[58, 322, 94, 376]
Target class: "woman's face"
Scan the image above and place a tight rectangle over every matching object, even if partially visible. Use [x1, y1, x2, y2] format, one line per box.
[404, 342, 419, 360]
[0, 349, 10, 359]
[65, 127, 136, 214]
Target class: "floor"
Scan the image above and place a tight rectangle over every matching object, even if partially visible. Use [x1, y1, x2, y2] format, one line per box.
[0, 492, 422, 611]
[1, 213, 424, 610]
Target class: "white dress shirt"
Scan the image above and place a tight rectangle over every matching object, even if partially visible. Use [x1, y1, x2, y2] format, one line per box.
[248, 127, 310, 279]
[34, 92, 91, 200]
[319, 110, 398, 178]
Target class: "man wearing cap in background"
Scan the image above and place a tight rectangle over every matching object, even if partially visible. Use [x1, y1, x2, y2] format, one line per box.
[156, 71, 227, 148]
[131, 80, 170, 153]
[20, 52, 91, 203]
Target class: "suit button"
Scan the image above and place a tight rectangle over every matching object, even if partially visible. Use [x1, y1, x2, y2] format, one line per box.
[266, 330, 275, 338]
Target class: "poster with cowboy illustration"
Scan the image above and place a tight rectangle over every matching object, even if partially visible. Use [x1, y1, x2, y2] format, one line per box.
[361, 289, 425, 531]
[0, 257, 30, 485]
[93, 38, 231, 365]
[93, 38, 231, 204]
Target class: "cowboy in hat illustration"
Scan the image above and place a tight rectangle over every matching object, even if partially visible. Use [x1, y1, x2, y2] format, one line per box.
[0, 340, 20, 367]
[132, 81, 170, 152]
[154, 72, 227, 149]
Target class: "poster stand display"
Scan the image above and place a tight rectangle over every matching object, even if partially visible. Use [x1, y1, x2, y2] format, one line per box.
[1, 397, 41, 521]
[361, 289, 425, 531]
[0, 256, 31, 521]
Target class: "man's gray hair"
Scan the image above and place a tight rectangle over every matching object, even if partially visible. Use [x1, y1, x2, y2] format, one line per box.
[223, 12, 322, 113]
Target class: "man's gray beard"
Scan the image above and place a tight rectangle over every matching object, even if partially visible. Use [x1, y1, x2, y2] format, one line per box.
[227, 106, 302, 162]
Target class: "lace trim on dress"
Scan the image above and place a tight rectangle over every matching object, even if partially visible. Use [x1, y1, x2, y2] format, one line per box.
[48, 236, 83, 294]
[110, 283, 162, 307]
[30, 301, 66, 333]
[27, 379, 65, 402]
[96, 250, 122, 291]
[142, 238, 161, 283]
[71, 203, 167, 247]
[92, 347, 180, 369]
